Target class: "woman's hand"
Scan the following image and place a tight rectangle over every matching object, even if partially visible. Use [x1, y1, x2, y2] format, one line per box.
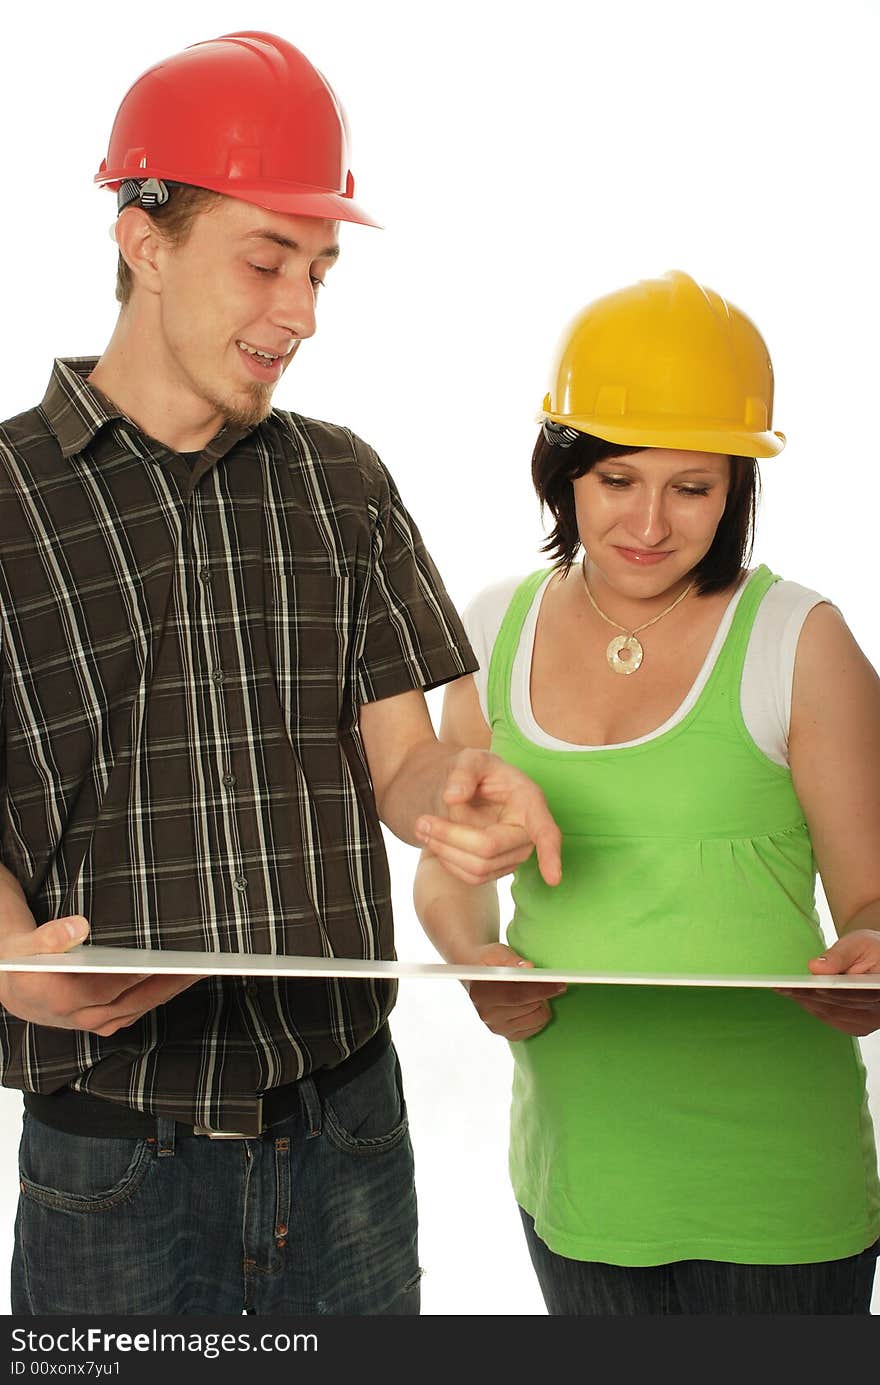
[776, 930, 880, 1036]
[464, 942, 566, 1041]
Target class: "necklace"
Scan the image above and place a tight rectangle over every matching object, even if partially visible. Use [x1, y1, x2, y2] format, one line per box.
[580, 556, 695, 675]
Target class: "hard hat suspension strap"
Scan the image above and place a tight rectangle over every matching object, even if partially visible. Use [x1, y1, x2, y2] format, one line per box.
[542, 421, 581, 448]
[117, 178, 172, 214]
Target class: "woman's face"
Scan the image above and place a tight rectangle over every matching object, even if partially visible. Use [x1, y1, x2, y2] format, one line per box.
[572, 448, 731, 596]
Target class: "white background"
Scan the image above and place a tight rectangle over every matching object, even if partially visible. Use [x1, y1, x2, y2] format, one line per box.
[1, 0, 879, 1315]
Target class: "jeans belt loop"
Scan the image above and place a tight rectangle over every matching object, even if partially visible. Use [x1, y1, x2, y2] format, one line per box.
[156, 1117, 177, 1157]
[299, 1077, 322, 1139]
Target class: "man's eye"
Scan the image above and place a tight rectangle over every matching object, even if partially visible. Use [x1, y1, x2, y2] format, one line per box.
[311, 276, 326, 290]
[249, 263, 278, 276]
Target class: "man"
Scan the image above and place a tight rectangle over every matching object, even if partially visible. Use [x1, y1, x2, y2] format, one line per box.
[0, 32, 561, 1316]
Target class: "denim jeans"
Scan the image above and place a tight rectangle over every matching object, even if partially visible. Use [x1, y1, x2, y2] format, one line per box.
[12, 1042, 420, 1315]
[520, 1209, 879, 1315]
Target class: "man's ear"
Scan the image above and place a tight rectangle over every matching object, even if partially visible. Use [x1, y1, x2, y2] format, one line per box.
[114, 207, 165, 298]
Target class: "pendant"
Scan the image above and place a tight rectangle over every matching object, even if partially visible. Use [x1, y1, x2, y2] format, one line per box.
[606, 634, 643, 675]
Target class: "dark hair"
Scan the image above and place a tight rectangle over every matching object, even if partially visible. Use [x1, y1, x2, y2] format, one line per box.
[115, 185, 223, 306]
[531, 429, 759, 596]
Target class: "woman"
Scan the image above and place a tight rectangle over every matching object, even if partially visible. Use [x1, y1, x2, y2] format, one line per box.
[413, 271, 880, 1314]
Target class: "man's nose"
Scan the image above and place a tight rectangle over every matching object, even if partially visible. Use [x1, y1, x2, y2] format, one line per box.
[272, 274, 318, 341]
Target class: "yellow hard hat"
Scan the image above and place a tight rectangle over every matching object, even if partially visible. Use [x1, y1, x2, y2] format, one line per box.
[540, 271, 785, 458]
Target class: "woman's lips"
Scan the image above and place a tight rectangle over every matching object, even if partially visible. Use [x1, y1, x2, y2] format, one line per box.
[614, 546, 674, 566]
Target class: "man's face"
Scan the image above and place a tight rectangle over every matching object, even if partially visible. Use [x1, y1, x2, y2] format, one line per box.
[152, 197, 340, 429]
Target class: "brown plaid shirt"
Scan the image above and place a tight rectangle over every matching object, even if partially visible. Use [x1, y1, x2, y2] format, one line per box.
[0, 358, 476, 1131]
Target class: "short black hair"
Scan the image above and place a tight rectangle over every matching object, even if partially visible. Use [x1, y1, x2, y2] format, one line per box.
[531, 429, 759, 596]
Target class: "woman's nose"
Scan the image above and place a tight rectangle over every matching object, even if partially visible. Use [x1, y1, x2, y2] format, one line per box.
[628, 490, 671, 545]
[624, 491, 672, 546]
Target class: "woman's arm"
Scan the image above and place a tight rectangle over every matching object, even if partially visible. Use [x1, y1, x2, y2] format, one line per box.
[412, 675, 564, 1041]
[784, 602, 880, 1034]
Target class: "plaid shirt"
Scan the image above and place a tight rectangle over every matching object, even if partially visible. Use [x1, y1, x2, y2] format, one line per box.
[0, 358, 476, 1132]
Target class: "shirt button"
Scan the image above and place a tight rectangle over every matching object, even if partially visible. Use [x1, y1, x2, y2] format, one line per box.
[198, 568, 211, 583]
[222, 773, 236, 788]
[233, 877, 248, 892]
[211, 669, 225, 684]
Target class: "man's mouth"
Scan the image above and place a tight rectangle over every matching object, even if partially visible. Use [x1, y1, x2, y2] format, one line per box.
[237, 340, 282, 363]
[236, 340, 294, 378]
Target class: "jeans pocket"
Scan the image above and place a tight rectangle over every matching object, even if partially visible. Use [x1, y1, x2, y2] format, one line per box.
[322, 1043, 410, 1155]
[18, 1113, 155, 1213]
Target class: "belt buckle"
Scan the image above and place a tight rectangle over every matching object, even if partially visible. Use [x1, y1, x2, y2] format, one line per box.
[193, 1097, 262, 1139]
[193, 1127, 249, 1139]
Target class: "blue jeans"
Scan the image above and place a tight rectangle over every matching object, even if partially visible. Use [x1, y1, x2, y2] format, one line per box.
[520, 1210, 879, 1315]
[12, 1043, 420, 1315]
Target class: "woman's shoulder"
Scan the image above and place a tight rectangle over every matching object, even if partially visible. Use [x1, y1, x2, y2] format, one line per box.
[787, 581, 879, 748]
[462, 569, 554, 634]
[755, 571, 830, 630]
[762, 571, 828, 604]
[746, 571, 832, 672]
[461, 570, 556, 687]
[752, 569, 869, 708]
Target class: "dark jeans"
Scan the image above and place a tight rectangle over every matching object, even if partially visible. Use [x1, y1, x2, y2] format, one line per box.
[12, 1043, 420, 1315]
[520, 1209, 879, 1315]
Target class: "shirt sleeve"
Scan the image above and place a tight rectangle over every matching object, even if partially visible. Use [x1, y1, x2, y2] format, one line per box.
[351, 435, 478, 704]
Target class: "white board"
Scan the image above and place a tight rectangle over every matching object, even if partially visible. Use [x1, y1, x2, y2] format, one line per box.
[0, 946, 878, 988]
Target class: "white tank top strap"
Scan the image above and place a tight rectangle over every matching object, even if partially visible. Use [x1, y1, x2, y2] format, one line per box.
[462, 570, 828, 767]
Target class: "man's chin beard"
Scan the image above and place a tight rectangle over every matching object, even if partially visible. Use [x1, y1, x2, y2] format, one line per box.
[207, 382, 275, 430]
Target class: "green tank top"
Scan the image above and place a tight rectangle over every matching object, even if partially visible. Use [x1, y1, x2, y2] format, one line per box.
[488, 565, 880, 1265]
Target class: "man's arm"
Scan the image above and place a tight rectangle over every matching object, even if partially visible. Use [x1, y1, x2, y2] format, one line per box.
[407, 675, 564, 1039]
[358, 685, 562, 887]
[0, 863, 198, 1035]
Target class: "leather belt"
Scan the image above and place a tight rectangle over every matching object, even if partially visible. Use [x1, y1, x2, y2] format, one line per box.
[23, 1024, 390, 1139]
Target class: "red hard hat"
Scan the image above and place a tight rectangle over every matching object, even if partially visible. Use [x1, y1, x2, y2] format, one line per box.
[95, 31, 379, 227]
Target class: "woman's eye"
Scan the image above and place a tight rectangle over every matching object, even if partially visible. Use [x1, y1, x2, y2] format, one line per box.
[678, 487, 711, 497]
[249, 263, 278, 276]
[311, 276, 326, 290]
[598, 475, 631, 488]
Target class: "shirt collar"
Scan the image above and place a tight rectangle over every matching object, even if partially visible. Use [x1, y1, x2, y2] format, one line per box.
[40, 357, 125, 459]
[40, 356, 256, 466]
